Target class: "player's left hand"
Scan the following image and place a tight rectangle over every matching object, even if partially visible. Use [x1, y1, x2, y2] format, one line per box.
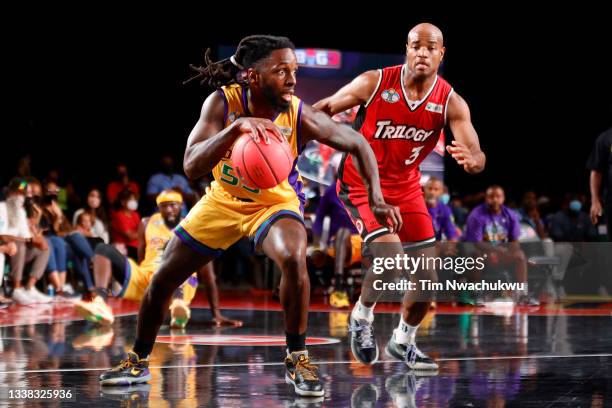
[447, 140, 479, 173]
[371, 203, 403, 234]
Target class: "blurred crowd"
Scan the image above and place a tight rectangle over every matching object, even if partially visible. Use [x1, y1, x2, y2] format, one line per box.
[0, 146, 609, 308]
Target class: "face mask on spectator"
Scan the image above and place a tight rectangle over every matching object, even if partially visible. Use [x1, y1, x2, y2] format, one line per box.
[127, 199, 139, 211]
[440, 193, 450, 205]
[569, 200, 582, 212]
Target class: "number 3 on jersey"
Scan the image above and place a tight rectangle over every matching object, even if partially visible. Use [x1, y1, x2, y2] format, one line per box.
[219, 163, 260, 194]
[405, 146, 424, 165]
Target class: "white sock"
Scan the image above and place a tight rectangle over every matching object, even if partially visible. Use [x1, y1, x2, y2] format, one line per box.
[351, 298, 375, 323]
[393, 316, 418, 345]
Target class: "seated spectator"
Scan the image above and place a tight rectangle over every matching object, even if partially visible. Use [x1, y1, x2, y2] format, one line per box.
[74, 212, 105, 251]
[449, 195, 469, 229]
[464, 185, 538, 306]
[0, 201, 18, 305]
[110, 188, 141, 259]
[518, 191, 548, 240]
[311, 183, 361, 309]
[42, 181, 97, 296]
[146, 155, 196, 213]
[106, 164, 140, 205]
[3, 178, 51, 305]
[548, 195, 597, 242]
[44, 169, 79, 213]
[424, 177, 459, 241]
[73, 188, 110, 244]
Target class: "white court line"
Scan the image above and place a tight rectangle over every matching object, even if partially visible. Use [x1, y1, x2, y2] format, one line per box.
[0, 312, 136, 328]
[0, 353, 610, 375]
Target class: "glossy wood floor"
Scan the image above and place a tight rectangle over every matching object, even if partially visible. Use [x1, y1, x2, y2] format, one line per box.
[0, 291, 611, 407]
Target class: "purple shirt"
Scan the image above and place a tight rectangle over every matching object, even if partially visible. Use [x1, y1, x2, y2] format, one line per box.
[464, 203, 521, 244]
[428, 202, 458, 240]
[312, 184, 358, 243]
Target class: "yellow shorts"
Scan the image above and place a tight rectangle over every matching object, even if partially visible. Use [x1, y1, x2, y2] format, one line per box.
[174, 182, 303, 255]
[327, 234, 362, 267]
[119, 259, 198, 305]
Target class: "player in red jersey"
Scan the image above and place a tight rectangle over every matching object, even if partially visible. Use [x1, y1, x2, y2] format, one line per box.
[315, 23, 485, 369]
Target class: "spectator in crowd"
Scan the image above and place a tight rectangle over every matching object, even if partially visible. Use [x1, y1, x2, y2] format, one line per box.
[110, 188, 141, 259]
[0, 201, 18, 305]
[74, 212, 94, 237]
[74, 212, 105, 251]
[3, 179, 51, 304]
[548, 195, 597, 242]
[42, 180, 97, 296]
[106, 164, 140, 206]
[146, 155, 196, 213]
[24, 178, 66, 298]
[16, 155, 32, 179]
[311, 183, 361, 309]
[44, 169, 79, 213]
[519, 191, 548, 239]
[587, 126, 612, 241]
[449, 194, 469, 229]
[464, 185, 537, 305]
[73, 188, 110, 244]
[424, 177, 459, 241]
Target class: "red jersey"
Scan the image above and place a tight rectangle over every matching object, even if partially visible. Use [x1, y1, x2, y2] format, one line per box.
[338, 65, 453, 206]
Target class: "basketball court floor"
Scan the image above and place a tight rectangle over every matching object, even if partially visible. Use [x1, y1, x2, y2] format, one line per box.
[1, 291, 611, 407]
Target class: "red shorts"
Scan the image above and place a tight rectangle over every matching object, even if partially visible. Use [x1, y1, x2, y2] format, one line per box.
[337, 181, 435, 244]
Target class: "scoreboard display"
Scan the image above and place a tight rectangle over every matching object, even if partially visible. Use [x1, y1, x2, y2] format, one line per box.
[294, 48, 342, 69]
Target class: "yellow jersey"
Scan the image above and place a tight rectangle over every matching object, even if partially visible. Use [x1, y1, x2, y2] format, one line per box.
[139, 212, 172, 274]
[211, 84, 304, 208]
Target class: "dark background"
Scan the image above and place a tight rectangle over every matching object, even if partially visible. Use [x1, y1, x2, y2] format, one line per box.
[4, 7, 612, 203]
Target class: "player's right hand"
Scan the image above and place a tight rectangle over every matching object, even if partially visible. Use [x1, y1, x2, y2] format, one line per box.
[371, 203, 403, 234]
[590, 200, 603, 225]
[234, 117, 284, 145]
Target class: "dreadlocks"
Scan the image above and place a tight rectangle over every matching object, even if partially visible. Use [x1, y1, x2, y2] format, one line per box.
[184, 35, 295, 89]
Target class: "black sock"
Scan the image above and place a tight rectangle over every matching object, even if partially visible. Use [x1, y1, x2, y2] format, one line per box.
[95, 287, 109, 300]
[286, 332, 306, 353]
[133, 339, 154, 359]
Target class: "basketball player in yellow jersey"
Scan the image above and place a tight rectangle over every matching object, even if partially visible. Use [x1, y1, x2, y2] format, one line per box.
[76, 190, 241, 331]
[101, 35, 401, 397]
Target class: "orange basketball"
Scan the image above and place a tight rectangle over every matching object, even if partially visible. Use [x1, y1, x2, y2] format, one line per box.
[231, 131, 294, 190]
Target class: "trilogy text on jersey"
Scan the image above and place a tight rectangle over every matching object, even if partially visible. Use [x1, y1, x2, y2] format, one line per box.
[373, 120, 435, 141]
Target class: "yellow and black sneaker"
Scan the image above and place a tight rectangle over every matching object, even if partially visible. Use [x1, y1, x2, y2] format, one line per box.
[284, 350, 324, 397]
[99, 351, 151, 386]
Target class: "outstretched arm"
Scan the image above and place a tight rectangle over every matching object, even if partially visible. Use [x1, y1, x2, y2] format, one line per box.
[446, 92, 486, 174]
[313, 70, 379, 116]
[183, 92, 283, 179]
[301, 103, 402, 233]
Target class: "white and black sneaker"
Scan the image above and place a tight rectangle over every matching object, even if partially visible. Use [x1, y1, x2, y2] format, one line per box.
[385, 373, 417, 408]
[348, 316, 379, 364]
[350, 383, 379, 407]
[385, 334, 438, 371]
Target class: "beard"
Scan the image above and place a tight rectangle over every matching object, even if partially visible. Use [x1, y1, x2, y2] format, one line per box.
[261, 83, 290, 113]
[164, 217, 179, 230]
